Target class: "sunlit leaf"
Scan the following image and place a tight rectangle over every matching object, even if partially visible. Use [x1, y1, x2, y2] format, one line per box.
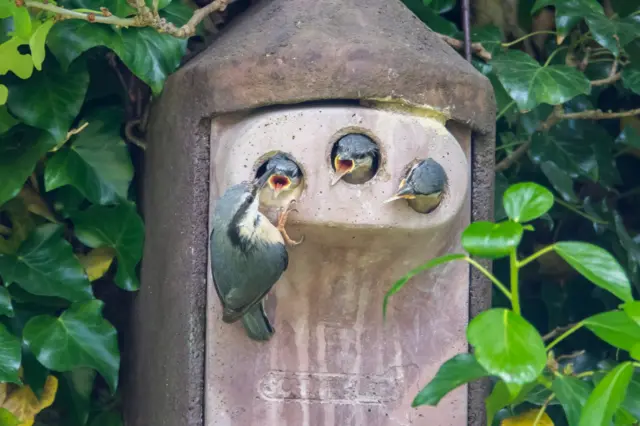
[23, 300, 120, 393]
[383, 253, 465, 318]
[412, 353, 488, 406]
[462, 221, 523, 259]
[579, 362, 633, 426]
[554, 242, 633, 302]
[467, 308, 546, 384]
[11, 6, 31, 40]
[551, 375, 592, 426]
[29, 19, 55, 71]
[0, 224, 94, 301]
[503, 182, 554, 223]
[490, 50, 591, 111]
[0, 38, 34, 80]
[584, 311, 640, 352]
[0, 323, 21, 384]
[78, 247, 116, 282]
[501, 409, 554, 425]
[0, 408, 19, 426]
[72, 202, 144, 291]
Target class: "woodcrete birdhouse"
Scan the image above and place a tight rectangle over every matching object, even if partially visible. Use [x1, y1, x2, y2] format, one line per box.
[126, 0, 496, 425]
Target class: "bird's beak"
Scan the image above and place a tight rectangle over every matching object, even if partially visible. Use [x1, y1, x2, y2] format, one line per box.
[252, 172, 271, 191]
[383, 184, 416, 204]
[331, 156, 355, 186]
[267, 174, 292, 195]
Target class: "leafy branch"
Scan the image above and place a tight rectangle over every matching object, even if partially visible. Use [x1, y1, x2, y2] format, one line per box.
[21, 0, 229, 38]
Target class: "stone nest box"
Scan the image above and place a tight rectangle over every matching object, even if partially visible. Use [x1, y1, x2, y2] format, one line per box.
[125, 0, 496, 425]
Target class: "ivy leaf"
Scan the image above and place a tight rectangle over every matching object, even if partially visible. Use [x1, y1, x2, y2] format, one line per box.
[21, 348, 49, 399]
[485, 380, 521, 424]
[579, 362, 633, 426]
[159, 0, 196, 28]
[412, 353, 488, 407]
[29, 19, 55, 70]
[7, 57, 89, 142]
[0, 84, 7, 105]
[57, 368, 96, 426]
[44, 107, 133, 205]
[461, 221, 523, 259]
[554, 242, 633, 302]
[115, 28, 186, 95]
[90, 411, 124, 426]
[551, 375, 593, 426]
[0, 323, 21, 384]
[0, 286, 14, 317]
[66, 0, 135, 19]
[11, 6, 32, 40]
[503, 182, 554, 223]
[78, 247, 116, 282]
[490, 50, 591, 111]
[46, 21, 114, 70]
[0, 125, 55, 206]
[540, 161, 578, 203]
[427, 0, 456, 14]
[0, 408, 20, 426]
[467, 308, 546, 384]
[401, 0, 459, 36]
[584, 311, 640, 352]
[72, 202, 144, 291]
[23, 300, 120, 393]
[0, 106, 18, 134]
[622, 66, 640, 96]
[0, 37, 34, 80]
[0, 224, 94, 301]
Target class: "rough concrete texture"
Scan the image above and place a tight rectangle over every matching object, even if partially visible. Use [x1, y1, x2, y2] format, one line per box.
[130, 0, 495, 424]
[207, 105, 470, 425]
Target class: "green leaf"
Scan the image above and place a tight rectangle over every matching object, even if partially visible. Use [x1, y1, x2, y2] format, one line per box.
[7, 57, 89, 142]
[57, 368, 96, 426]
[29, 19, 55, 71]
[0, 84, 7, 105]
[0, 286, 14, 317]
[622, 301, 640, 327]
[486, 380, 521, 425]
[115, 28, 186, 95]
[0, 106, 19, 134]
[159, 0, 195, 27]
[71, 202, 144, 291]
[503, 182, 554, 223]
[467, 308, 546, 384]
[461, 221, 523, 259]
[0, 37, 34, 80]
[0, 224, 94, 301]
[0, 323, 21, 384]
[401, 0, 459, 36]
[412, 353, 488, 406]
[23, 300, 120, 393]
[622, 372, 640, 420]
[11, 5, 32, 40]
[552, 375, 593, 426]
[0, 125, 56, 206]
[622, 66, 640, 96]
[44, 107, 133, 205]
[21, 348, 49, 399]
[584, 311, 640, 352]
[384, 253, 464, 318]
[0, 408, 20, 426]
[554, 242, 633, 302]
[579, 362, 634, 426]
[90, 411, 123, 426]
[67, 0, 135, 19]
[540, 161, 578, 203]
[490, 50, 591, 111]
[46, 20, 114, 70]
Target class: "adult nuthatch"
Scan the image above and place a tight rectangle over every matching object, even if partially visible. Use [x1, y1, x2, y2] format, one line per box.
[330, 134, 379, 185]
[210, 174, 293, 341]
[257, 152, 304, 246]
[384, 158, 447, 214]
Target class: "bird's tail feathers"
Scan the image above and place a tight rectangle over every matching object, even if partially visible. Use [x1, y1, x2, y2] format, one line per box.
[241, 302, 275, 341]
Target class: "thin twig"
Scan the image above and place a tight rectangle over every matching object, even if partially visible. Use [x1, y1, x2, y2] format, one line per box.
[543, 323, 578, 342]
[461, 0, 471, 61]
[25, 1, 138, 26]
[591, 60, 620, 86]
[439, 34, 492, 61]
[124, 120, 148, 150]
[496, 107, 640, 172]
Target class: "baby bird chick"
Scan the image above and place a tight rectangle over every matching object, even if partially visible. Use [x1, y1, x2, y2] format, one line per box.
[384, 158, 447, 214]
[257, 152, 304, 246]
[330, 134, 379, 185]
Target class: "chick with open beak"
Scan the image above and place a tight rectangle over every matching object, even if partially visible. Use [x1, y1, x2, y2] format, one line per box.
[384, 158, 447, 214]
[257, 152, 304, 246]
[330, 134, 379, 185]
